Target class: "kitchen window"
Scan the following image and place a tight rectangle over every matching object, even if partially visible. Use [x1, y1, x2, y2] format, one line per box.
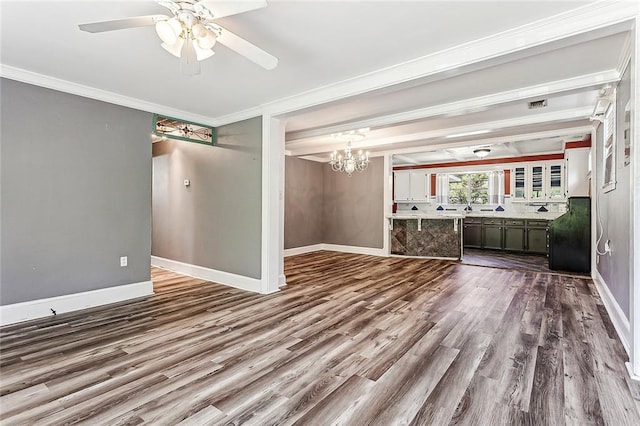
[439, 171, 504, 205]
[447, 172, 489, 204]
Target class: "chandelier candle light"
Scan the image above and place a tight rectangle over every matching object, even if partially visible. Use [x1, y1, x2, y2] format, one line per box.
[329, 129, 370, 176]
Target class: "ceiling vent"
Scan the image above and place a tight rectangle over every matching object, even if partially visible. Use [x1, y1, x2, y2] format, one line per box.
[528, 99, 548, 109]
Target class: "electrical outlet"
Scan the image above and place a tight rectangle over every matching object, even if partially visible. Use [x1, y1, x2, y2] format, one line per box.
[120, 256, 128, 267]
[604, 240, 612, 255]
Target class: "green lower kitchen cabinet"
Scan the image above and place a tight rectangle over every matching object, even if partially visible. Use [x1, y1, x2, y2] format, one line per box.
[462, 219, 482, 248]
[526, 227, 549, 254]
[483, 225, 503, 250]
[504, 226, 526, 251]
[463, 217, 550, 254]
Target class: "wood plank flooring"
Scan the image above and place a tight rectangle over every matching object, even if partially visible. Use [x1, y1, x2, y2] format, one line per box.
[1, 251, 638, 425]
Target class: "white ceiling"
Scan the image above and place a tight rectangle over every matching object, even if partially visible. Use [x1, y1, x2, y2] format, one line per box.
[1, 1, 634, 165]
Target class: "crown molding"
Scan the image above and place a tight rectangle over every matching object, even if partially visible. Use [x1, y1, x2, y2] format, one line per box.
[2, 2, 636, 129]
[617, 31, 633, 74]
[285, 70, 619, 142]
[393, 153, 565, 171]
[297, 155, 329, 162]
[0, 64, 217, 126]
[208, 106, 264, 127]
[286, 107, 593, 156]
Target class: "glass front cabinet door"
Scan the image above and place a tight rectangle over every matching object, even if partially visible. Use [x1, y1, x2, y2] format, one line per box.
[511, 162, 566, 202]
[546, 162, 565, 200]
[530, 165, 545, 200]
[512, 166, 527, 201]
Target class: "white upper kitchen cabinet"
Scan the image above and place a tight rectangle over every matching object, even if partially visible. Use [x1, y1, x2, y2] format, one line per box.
[394, 170, 430, 203]
[510, 161, 565, 202]
[410, 170, 430, 202]
[565, 147, 590, 197]
[546, 161, 566, 200]
[394, 171, 411, 201]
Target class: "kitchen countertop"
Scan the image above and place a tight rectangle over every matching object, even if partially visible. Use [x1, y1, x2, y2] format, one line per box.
[390, 211, 563, 221]
[465, 212, 563, 220]
[389, 213, 465, 219]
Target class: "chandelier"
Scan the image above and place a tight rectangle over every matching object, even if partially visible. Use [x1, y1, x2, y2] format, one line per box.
[329, 129, 370, 176]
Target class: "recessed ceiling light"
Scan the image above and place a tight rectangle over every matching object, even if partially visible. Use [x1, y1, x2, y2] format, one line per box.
[445, 129, 491, 138]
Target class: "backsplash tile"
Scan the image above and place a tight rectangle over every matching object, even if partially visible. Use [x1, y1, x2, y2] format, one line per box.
[396, 196, 567, 218]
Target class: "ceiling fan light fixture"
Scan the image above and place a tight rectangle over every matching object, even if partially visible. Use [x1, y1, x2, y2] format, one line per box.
[193, 42, 215, 61]
[161, 37, 184, 58]
[155, 17, 182, 45]
[191, 23, 207, 39]
[196, 29, 217, 50]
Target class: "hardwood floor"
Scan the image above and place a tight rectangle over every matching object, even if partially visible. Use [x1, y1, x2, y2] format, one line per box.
[1, 251, 638, 425]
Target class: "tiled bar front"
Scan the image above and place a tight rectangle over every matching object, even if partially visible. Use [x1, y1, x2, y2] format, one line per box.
[390, 218, 462, 259]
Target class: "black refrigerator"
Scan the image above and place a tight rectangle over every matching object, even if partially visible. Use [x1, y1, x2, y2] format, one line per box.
[548, 197, 591, 273]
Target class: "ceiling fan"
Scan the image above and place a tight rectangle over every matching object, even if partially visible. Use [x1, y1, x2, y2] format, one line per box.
[78, 0, 278, 75]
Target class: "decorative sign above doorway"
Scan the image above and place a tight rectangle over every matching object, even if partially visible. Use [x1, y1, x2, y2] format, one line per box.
[153, 114, 215, 146]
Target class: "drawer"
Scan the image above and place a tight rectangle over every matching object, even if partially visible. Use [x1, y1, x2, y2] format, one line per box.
[504, 219, 525, 227]
[527, 220, 549, 228]
[464, 217, 482, 225]
[482, 218, 503, 226]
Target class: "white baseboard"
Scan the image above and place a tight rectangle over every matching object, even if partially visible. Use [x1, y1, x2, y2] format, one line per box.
[390, 254, 459, 261]
[592, 269, 631, 355]
[284, 244, 324, 257]
[279, 274, 287, 288]
[0, 280, 154, 326]
[284, 243, 387, 257]
[625, 362, 640, 400]
[151, 256, 262, 293]
[322, 244, 387, 257]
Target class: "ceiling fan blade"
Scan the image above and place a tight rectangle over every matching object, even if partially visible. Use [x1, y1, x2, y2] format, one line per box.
[215, 25, 278, 70]
[200, 0, 267, 19]
[78, 15, 168, 33]
[181, 41, 201, 76]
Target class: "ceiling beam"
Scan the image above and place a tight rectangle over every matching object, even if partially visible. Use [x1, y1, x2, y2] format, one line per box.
[444, 149, 467, 162]
[286, 107, 593, 156]
[291, 125, 593, 162]
[285, 70, 618, 142]
[502, 142, 521, 156]
[377, 126, 593, 157]
[393, 154, 421, 165]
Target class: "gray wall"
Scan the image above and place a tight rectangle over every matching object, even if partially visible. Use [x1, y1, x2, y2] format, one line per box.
[323, 157, 384, 248]
[152, 117, 262, 279]
[1, 78, 152, 305]
[596, 62, 632, 318]
[284, 157, 324, 248]
[284, 156, 384, 249]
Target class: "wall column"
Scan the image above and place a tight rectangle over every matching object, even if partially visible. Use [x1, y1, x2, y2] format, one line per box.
[382, 154, 392, 255]
[261, 114, 285, 294]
